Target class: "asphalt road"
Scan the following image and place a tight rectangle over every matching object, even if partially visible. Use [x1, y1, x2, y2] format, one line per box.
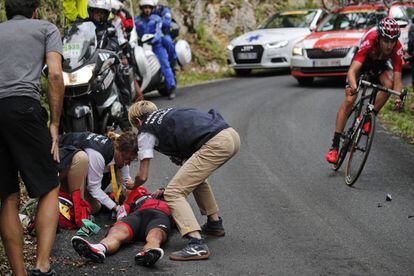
[53, 72, 414, 275]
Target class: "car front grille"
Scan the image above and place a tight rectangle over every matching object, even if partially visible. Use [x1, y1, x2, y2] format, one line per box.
[306, 48, 350, 59]
[233, 45, 264, 64]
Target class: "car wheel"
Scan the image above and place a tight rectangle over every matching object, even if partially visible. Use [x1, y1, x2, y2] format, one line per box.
[296, 77, 314, 86]
[234, 69, 251, 77]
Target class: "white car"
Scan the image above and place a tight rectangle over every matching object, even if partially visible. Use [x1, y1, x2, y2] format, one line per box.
[226, 9, 326, 76]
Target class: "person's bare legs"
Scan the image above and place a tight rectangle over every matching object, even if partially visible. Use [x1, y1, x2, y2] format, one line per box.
[335, 90, 357, 133]
[0, 192, 26, 276]
[35, 185, 60, 272]
[143, 228, 167, 251]
[99, 223, 131, 254]
[374, 70, 393, 112]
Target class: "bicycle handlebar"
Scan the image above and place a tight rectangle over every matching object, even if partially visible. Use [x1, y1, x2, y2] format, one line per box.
[360, 80, 407, 100]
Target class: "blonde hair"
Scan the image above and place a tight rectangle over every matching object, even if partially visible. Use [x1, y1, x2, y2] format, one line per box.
[128, 100, 158, 127]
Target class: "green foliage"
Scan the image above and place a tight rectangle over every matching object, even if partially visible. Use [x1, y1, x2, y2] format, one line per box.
[176, 69, 234, 87]
[380, 89, 414, 144]
[220, 6, 232, 20]
[0, 0, 6, 22]
[193, 24, 227, 66]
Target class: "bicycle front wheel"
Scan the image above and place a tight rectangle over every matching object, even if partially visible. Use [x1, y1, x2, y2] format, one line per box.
[345, 113, 376, 186]
[332, 106, 360, 171]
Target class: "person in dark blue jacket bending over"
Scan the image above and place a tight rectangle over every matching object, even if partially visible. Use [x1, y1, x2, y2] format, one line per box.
[134, 0, 176, 99]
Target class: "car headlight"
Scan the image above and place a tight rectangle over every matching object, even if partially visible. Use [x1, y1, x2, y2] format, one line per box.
[266, 40, 289, 49]
[227, 44, 234, 51]
[292, 47, 303, 56]
[63, 64, 95, 86]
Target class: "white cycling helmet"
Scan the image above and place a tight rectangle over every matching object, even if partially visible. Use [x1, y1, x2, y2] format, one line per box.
[88, 0, 112, 12]
[140, 0, 155, 7]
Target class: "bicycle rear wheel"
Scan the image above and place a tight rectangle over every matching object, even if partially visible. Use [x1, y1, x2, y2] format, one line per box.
[344, 112, 376, 186]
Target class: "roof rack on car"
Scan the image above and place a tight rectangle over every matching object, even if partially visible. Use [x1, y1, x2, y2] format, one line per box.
[321, 0, 408, 11]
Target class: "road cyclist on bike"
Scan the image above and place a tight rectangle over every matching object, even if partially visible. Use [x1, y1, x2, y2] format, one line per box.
[326, 17, 404, 164]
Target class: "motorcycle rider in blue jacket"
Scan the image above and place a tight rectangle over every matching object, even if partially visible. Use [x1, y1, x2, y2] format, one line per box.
[135, 0, 176, 99]
[153, 0, 179, 70]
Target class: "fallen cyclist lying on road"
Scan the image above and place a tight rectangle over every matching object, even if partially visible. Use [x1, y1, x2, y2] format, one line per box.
[71, 186, 172, 267]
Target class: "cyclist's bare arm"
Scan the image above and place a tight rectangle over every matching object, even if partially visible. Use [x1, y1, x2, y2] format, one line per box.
[392, 71, 402, 93]
[347, 61, 363, 94]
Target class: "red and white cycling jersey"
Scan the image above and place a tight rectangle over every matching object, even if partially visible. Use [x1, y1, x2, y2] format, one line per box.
[353, 27, 404, 73]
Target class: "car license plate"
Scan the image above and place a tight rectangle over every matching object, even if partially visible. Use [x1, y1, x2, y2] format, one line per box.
[237, 52, 257, 60]
[313, 59, 341, 67]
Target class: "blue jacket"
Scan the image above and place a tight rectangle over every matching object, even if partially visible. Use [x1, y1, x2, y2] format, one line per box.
[134, 14, 163, 45]
[153, 5, 172, 35]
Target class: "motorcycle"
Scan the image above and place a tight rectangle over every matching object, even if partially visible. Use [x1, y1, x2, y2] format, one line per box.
[128, 26, 192, 96]
[61, 21, 129, 134]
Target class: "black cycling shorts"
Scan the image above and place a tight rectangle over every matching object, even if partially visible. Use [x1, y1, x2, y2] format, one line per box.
[0, 96, 59, 199]
[120, 209, 172, 242]
[346, 58, 393, 88]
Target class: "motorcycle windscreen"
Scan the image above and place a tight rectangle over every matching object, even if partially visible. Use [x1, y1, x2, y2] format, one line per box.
[63, 22, 97, 70]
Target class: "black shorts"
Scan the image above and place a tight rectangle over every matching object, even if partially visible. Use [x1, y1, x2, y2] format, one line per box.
[0, 96, 59, 198]
[119, 209, 172, 242]
[346, 58, 393, 88]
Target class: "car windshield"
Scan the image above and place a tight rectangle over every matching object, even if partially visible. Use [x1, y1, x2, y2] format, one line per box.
[261, 11, 317, 29]
[317, 10, 387, 32]
[62, 21, 97, 70]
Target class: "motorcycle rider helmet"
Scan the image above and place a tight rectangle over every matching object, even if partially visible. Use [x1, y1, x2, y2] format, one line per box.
[139, 0, 155, 8]
[111, 0, 124, 12]
[378, 17, 400, 41]
[88, 0, 111, 24]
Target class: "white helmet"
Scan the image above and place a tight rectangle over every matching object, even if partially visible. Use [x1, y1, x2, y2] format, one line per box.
[88, 0, 112, 11]
[111, 0, 124, 11]
[140, 0, 155, 7]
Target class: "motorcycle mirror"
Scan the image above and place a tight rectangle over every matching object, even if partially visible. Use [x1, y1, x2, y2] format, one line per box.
[396, 20, 408, 29]
[141, 34, 155, 43]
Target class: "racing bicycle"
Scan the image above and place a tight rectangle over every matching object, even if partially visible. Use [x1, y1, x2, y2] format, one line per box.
[331, 74, 406, 186]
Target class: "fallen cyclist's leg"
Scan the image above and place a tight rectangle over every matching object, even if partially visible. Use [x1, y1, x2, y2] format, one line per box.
[71, 222, 130, 263]
[135, 228, 167, 267]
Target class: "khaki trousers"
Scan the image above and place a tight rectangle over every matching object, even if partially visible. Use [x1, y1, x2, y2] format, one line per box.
[59, 151, 89, 198]
[163, 127, 240, 236]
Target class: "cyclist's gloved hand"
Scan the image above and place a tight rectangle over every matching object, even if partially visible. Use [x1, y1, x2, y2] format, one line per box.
[393, 98, 404, 112]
